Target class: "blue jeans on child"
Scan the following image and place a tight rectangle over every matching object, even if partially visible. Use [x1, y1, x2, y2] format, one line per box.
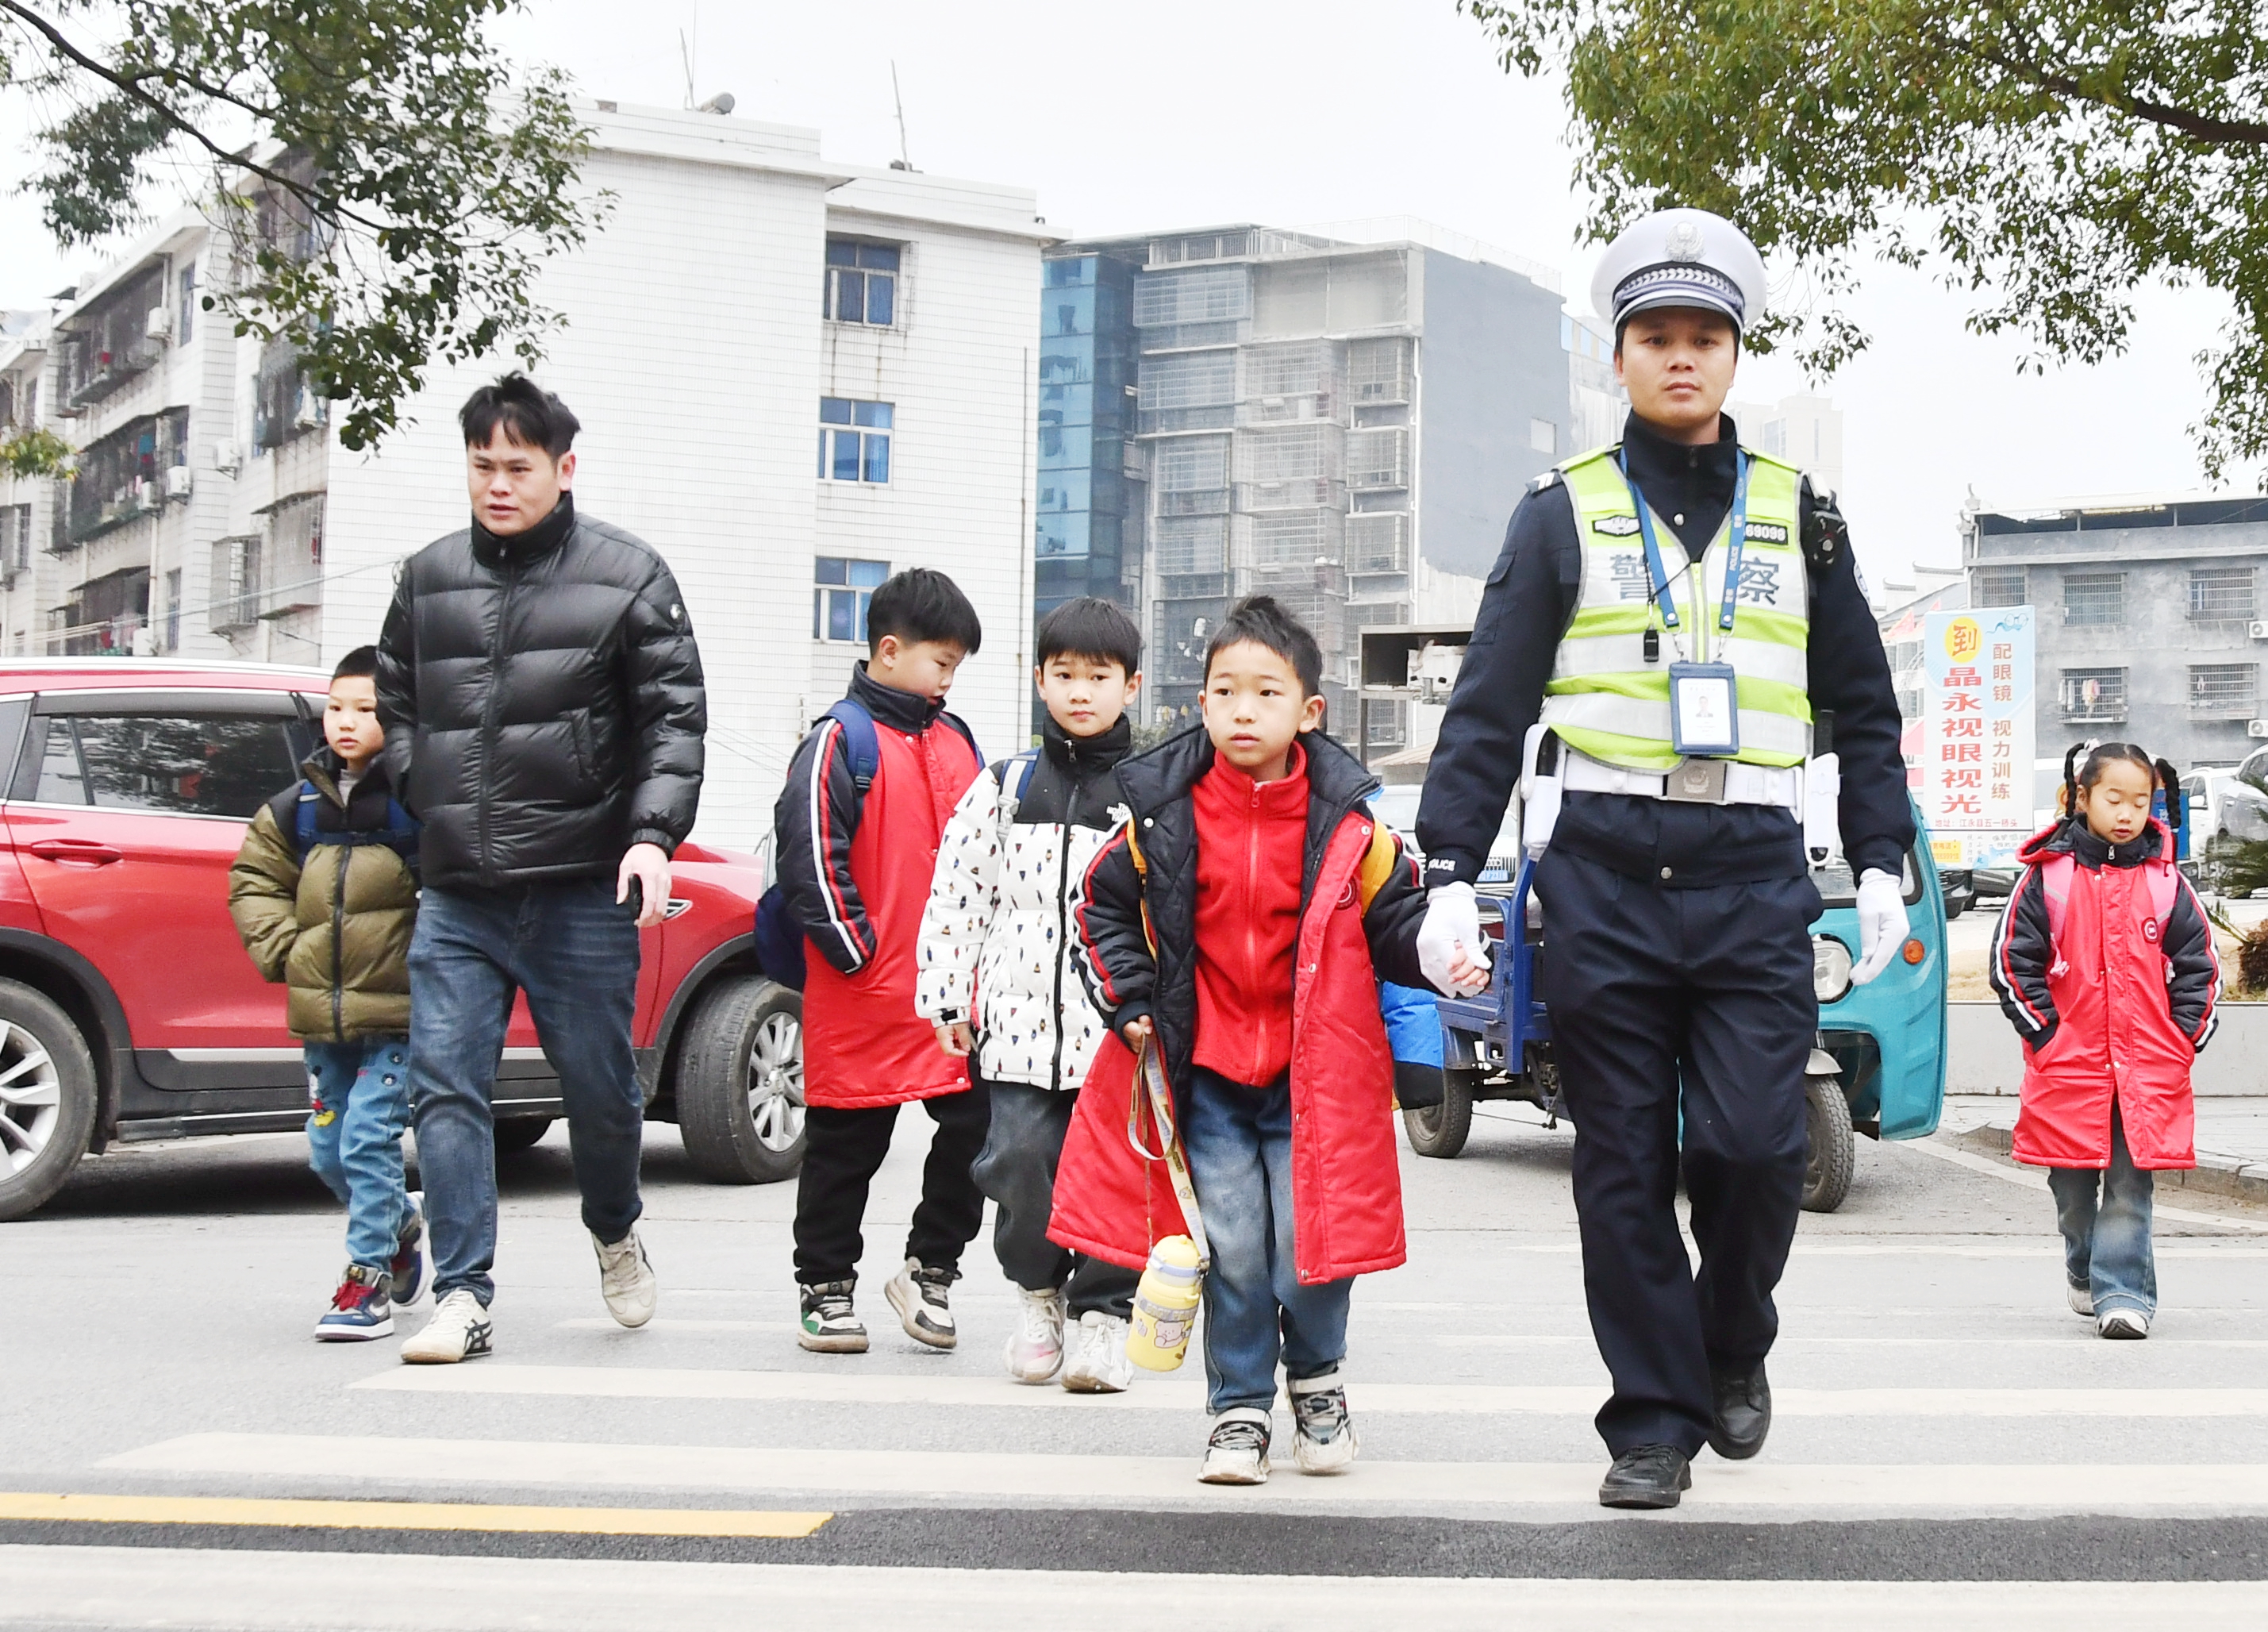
[2047, 1102, 2155, 1320]
[305, 1036, 414, 1270]
[409, 879, 645, 1307]
[1183, 1066, 1352, 1415]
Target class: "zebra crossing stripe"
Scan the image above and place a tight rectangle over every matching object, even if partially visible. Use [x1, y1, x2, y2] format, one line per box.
[0, 1491, 830, 1538]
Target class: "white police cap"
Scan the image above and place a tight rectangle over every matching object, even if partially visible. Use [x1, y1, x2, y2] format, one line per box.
[1590, 208, 1767, 336]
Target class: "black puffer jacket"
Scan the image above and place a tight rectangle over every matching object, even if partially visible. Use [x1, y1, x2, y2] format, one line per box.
[375, 494, 706, 888]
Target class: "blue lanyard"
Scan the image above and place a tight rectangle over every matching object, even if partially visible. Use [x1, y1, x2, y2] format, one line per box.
[1617, 449, 1751, 637]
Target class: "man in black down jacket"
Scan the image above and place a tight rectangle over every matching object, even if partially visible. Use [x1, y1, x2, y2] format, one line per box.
[377, 374, 706, 1364]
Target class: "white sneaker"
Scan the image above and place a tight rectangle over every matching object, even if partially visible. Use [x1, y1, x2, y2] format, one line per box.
[400, 1288, 493, 1364]
[2066, 1280, 2095, 1317]
[594, 1228, 657, 1329]
[1290, 1372, 1360, 1474]
[883, 1258, 958, 1350]
[1198, 1407, 1272, 1485]
[1060, 1310, 1135, 1394]
[1005, 1286, 1067, 1383]
[2098, 1308, 2151, 1340]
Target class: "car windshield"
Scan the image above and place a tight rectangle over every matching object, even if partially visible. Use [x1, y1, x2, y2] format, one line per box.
[1813, 850, 1923, 909]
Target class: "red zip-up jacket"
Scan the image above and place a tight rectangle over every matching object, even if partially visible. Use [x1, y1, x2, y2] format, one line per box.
[1191, 749, 1309, 1086]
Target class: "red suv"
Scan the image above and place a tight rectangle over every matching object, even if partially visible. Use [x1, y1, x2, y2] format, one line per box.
[0, 659, 805, 1220]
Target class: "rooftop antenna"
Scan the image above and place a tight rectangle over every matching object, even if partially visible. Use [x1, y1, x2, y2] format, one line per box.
[678, 8, 697, 110]
[890, 61, 914, 171]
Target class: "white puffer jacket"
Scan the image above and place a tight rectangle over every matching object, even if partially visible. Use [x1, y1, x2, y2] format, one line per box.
[917, 719, 1132, 1091]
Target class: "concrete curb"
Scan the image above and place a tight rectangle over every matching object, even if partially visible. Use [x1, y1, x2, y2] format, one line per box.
[1942, 1122, 2268, 1206]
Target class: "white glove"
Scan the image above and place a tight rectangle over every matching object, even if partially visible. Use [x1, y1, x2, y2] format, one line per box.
[1850, 868, 1909, 987]
[1417, 881, 1492, 997]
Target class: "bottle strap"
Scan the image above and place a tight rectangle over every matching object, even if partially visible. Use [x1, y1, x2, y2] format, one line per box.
[1123, 1036, 1210, 1271]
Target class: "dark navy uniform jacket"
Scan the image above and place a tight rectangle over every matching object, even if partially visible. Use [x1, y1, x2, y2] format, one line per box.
[1416, 412, 1913, 890]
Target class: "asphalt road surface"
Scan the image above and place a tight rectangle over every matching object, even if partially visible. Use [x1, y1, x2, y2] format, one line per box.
[6, 1097, 2268, 1629]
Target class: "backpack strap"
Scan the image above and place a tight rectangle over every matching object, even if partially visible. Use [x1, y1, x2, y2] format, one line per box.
[1355, 815, 1400, 914]
[819, 699, 882, 790]
[939, 710, 982, 764]
[994, 750, 1041, 840]
[2039, 850, 2183, 977]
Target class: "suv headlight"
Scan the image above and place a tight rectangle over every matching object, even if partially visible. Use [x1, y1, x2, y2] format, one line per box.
[1812, 935, 1854, 1005]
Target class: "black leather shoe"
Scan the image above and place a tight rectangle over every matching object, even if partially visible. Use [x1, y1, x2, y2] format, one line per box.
[1708, 1362, 1772, 1460]
[1598, 1444, 1692, 1509]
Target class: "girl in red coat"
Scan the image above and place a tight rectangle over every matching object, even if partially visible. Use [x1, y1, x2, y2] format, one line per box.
[1989, 742, 2220, 1340]
[1063, 597, 1431, 1484]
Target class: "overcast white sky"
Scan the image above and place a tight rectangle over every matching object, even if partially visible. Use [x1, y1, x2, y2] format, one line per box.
[0, 0, 2244, 583]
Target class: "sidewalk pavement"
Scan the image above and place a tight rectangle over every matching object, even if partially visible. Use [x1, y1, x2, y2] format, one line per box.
[1939, 1094, 2268, 1204]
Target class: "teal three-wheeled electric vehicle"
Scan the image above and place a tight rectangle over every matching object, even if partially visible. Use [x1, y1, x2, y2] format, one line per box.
[1402, 801, 1950, 1212]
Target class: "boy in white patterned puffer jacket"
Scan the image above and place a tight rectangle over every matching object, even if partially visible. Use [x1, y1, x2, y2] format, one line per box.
[917, 597, 1145, 1391]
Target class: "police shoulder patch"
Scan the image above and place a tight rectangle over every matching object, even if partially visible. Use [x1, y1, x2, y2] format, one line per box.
[1743, 522, 1789, 545]
[1528, 468, 1563, 493]
[1591, 514, 1642, 537]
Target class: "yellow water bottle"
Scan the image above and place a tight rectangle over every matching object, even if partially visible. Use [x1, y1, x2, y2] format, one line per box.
[1126, 1234, 1203, 1372]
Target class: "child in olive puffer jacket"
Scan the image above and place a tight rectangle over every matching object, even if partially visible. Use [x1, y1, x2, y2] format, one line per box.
[229, 646, 424, 1341]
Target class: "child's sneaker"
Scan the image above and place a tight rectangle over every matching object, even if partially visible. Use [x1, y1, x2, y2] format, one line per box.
[1197, 1407, 1272, 1485]
[313, 1263, 394, 1341]
[1005, 1286, 1067, 1383]
[389, 1197, 426, 1307]
[594, 1226, 657, 1328]
[400, 1288, 491, 1363]
[798, 1280, 868, 1353]
[2066, 1280, 2094, 1318]
[1290, 1372, 1360, 1473]
[2098, 1308, 2151, 1340]
[1060, 1310, 1135, 1394]
[884, 1257, 958, 1350]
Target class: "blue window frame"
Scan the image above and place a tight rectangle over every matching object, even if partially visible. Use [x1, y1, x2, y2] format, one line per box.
[818, 398, 893, 485]
[814, 556, 890, 641]
[825, 238, 901, 325]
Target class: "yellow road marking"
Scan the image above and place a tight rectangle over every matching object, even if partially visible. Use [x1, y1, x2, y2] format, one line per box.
[0, 1492, 831, 1538]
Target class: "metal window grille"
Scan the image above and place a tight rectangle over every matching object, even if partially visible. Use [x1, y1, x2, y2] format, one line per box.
[2062, 573, 2124, 626]
[1153, 517, 1226, 576]
[1235, 510, 1340, 568]
[1240, 341, 1340, 402]
[1346, 513, 1409, 575]
[1236, 424, 1341, 484]
[2058, 667, 2127, 718]
[1140, 352, 1236, 412]
[1133, 267, 1250, 328]
[1972, 567, 2026, 607]
[1151, 437, 1229, 491]
[2190, 663, 2258, 715]
[1347, 427, 1409, 490]
[2189, 567, 2255, 621]
[1347, 337, 1411, 404]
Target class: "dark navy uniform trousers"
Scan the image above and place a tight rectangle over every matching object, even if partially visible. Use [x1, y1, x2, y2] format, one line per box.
[1535, 843, 1821, 1457]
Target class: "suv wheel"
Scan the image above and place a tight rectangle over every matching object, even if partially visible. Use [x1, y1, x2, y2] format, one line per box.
[0, 979, 99, 1222]
[677, 975, 805, 1184]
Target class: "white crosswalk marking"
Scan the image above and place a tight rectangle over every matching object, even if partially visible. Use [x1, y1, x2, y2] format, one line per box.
[349, 1362, 2268, 1418]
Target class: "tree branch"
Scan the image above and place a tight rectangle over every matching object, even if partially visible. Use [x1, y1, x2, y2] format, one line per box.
[1962, 39, 2268, 148]
[0, 0, 382, 229]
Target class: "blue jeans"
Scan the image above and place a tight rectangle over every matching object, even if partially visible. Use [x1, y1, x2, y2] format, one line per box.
[2047, 1102, 2156, 1320]
[409, 879, 644, 1305]
[305, 1036, 413, 1270]
[1183, 1067, 1353, 1415]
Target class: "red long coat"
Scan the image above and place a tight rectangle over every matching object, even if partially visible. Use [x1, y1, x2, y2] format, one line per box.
[1048, 745, 1426, 1283]
[800, 717, 982, 1109]
[1990, 817, 2219, 1170]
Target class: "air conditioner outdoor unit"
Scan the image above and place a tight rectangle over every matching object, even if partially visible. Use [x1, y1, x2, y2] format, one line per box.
[212, 440, 240, 475]
[2250, 620, 2268, 640]
[164, 464, 192, 499]
[144, 305, 171, 342]
[2249, 720, 2268, 740]
[292, 388, 323, 430]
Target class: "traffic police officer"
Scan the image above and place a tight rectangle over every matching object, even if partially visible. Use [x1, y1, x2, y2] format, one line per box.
[1414, 209, 1914, 1509]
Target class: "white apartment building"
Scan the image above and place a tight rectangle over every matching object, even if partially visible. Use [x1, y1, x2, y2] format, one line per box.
[9, 102, 1046, 850]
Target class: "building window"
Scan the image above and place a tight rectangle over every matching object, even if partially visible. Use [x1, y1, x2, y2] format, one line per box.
[2062, 573, 2124, 627]
[2189, 566, 2255, 621]
[817, 398, 892, 483]
[1973, 567, 2027, 607]
[178, 266, 196, 344]
[2059, 667, 2127, 721]
[814, 557, 889, 642]
[2190, 663, 2258, 718]
[824, 238, 899, 326]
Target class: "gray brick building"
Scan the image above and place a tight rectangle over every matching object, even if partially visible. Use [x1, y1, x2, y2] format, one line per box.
[1962, 495, 2268, 805]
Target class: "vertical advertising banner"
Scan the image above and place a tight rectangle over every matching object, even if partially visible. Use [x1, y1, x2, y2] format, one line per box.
[1922, 607, 2035, 868]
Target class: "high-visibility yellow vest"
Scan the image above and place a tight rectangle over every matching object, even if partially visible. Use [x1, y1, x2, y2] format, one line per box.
[1540, 444, 1810, 772]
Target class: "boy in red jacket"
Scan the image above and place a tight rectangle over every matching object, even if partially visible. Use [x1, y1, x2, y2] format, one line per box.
[774, 568, 986, 1354]
[1068, 595, 1431, 1484]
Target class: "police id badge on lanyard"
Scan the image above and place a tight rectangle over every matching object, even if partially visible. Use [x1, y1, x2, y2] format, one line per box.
[1620, 449, 1748, 760]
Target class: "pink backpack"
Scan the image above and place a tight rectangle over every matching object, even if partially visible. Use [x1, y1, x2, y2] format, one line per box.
[2035, 851, 2180, 980]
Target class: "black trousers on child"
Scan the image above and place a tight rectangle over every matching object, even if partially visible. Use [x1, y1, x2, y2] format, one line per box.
[792, 1082, 992, 1285]
[971, 1078, 1140, 1318]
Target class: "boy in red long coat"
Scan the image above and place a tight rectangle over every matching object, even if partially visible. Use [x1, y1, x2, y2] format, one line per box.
[1066, 595, 1432, 1484]
[773, 569, 986, 1354]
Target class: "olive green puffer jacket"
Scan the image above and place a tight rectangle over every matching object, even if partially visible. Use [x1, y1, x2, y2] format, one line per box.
[229, 752, 421, 1041]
